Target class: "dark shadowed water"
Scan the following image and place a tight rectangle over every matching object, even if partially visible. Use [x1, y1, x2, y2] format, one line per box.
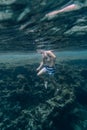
[0, 0, 87, 130]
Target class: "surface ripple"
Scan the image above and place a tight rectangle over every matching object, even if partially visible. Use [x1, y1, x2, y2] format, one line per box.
[0, 0, 87, 51]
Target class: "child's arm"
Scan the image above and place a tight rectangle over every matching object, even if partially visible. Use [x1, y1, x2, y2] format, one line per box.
[36, 61, 43, 71]
[46, 51, 56, 59]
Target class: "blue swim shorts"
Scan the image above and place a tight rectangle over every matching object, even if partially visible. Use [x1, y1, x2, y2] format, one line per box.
[44, 66, 55, 75]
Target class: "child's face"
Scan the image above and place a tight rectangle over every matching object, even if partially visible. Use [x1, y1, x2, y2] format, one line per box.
[37, 49, 44, 54]
[37, 50, 48, 58]
[42, 51, 48, 58]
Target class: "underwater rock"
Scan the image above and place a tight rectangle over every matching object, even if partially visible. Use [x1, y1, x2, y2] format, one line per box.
[0, 58, 87, 130]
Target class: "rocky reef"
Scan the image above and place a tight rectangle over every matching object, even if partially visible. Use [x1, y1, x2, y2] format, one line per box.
[0, 58, 87, 130]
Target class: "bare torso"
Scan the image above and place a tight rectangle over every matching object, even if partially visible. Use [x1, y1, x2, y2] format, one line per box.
[43, 56, 55, 67]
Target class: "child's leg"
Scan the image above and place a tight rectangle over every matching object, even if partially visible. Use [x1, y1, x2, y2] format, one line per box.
[37, 67, 47, 76]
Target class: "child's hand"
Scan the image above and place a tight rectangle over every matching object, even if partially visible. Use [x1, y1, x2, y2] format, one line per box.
[36, 68, 39, 71]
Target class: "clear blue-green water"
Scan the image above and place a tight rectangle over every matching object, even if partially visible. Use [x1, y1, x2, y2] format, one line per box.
[0, 50, 87, 64]
[0, 50, 87, 130]
[0, 0, 87, 130]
